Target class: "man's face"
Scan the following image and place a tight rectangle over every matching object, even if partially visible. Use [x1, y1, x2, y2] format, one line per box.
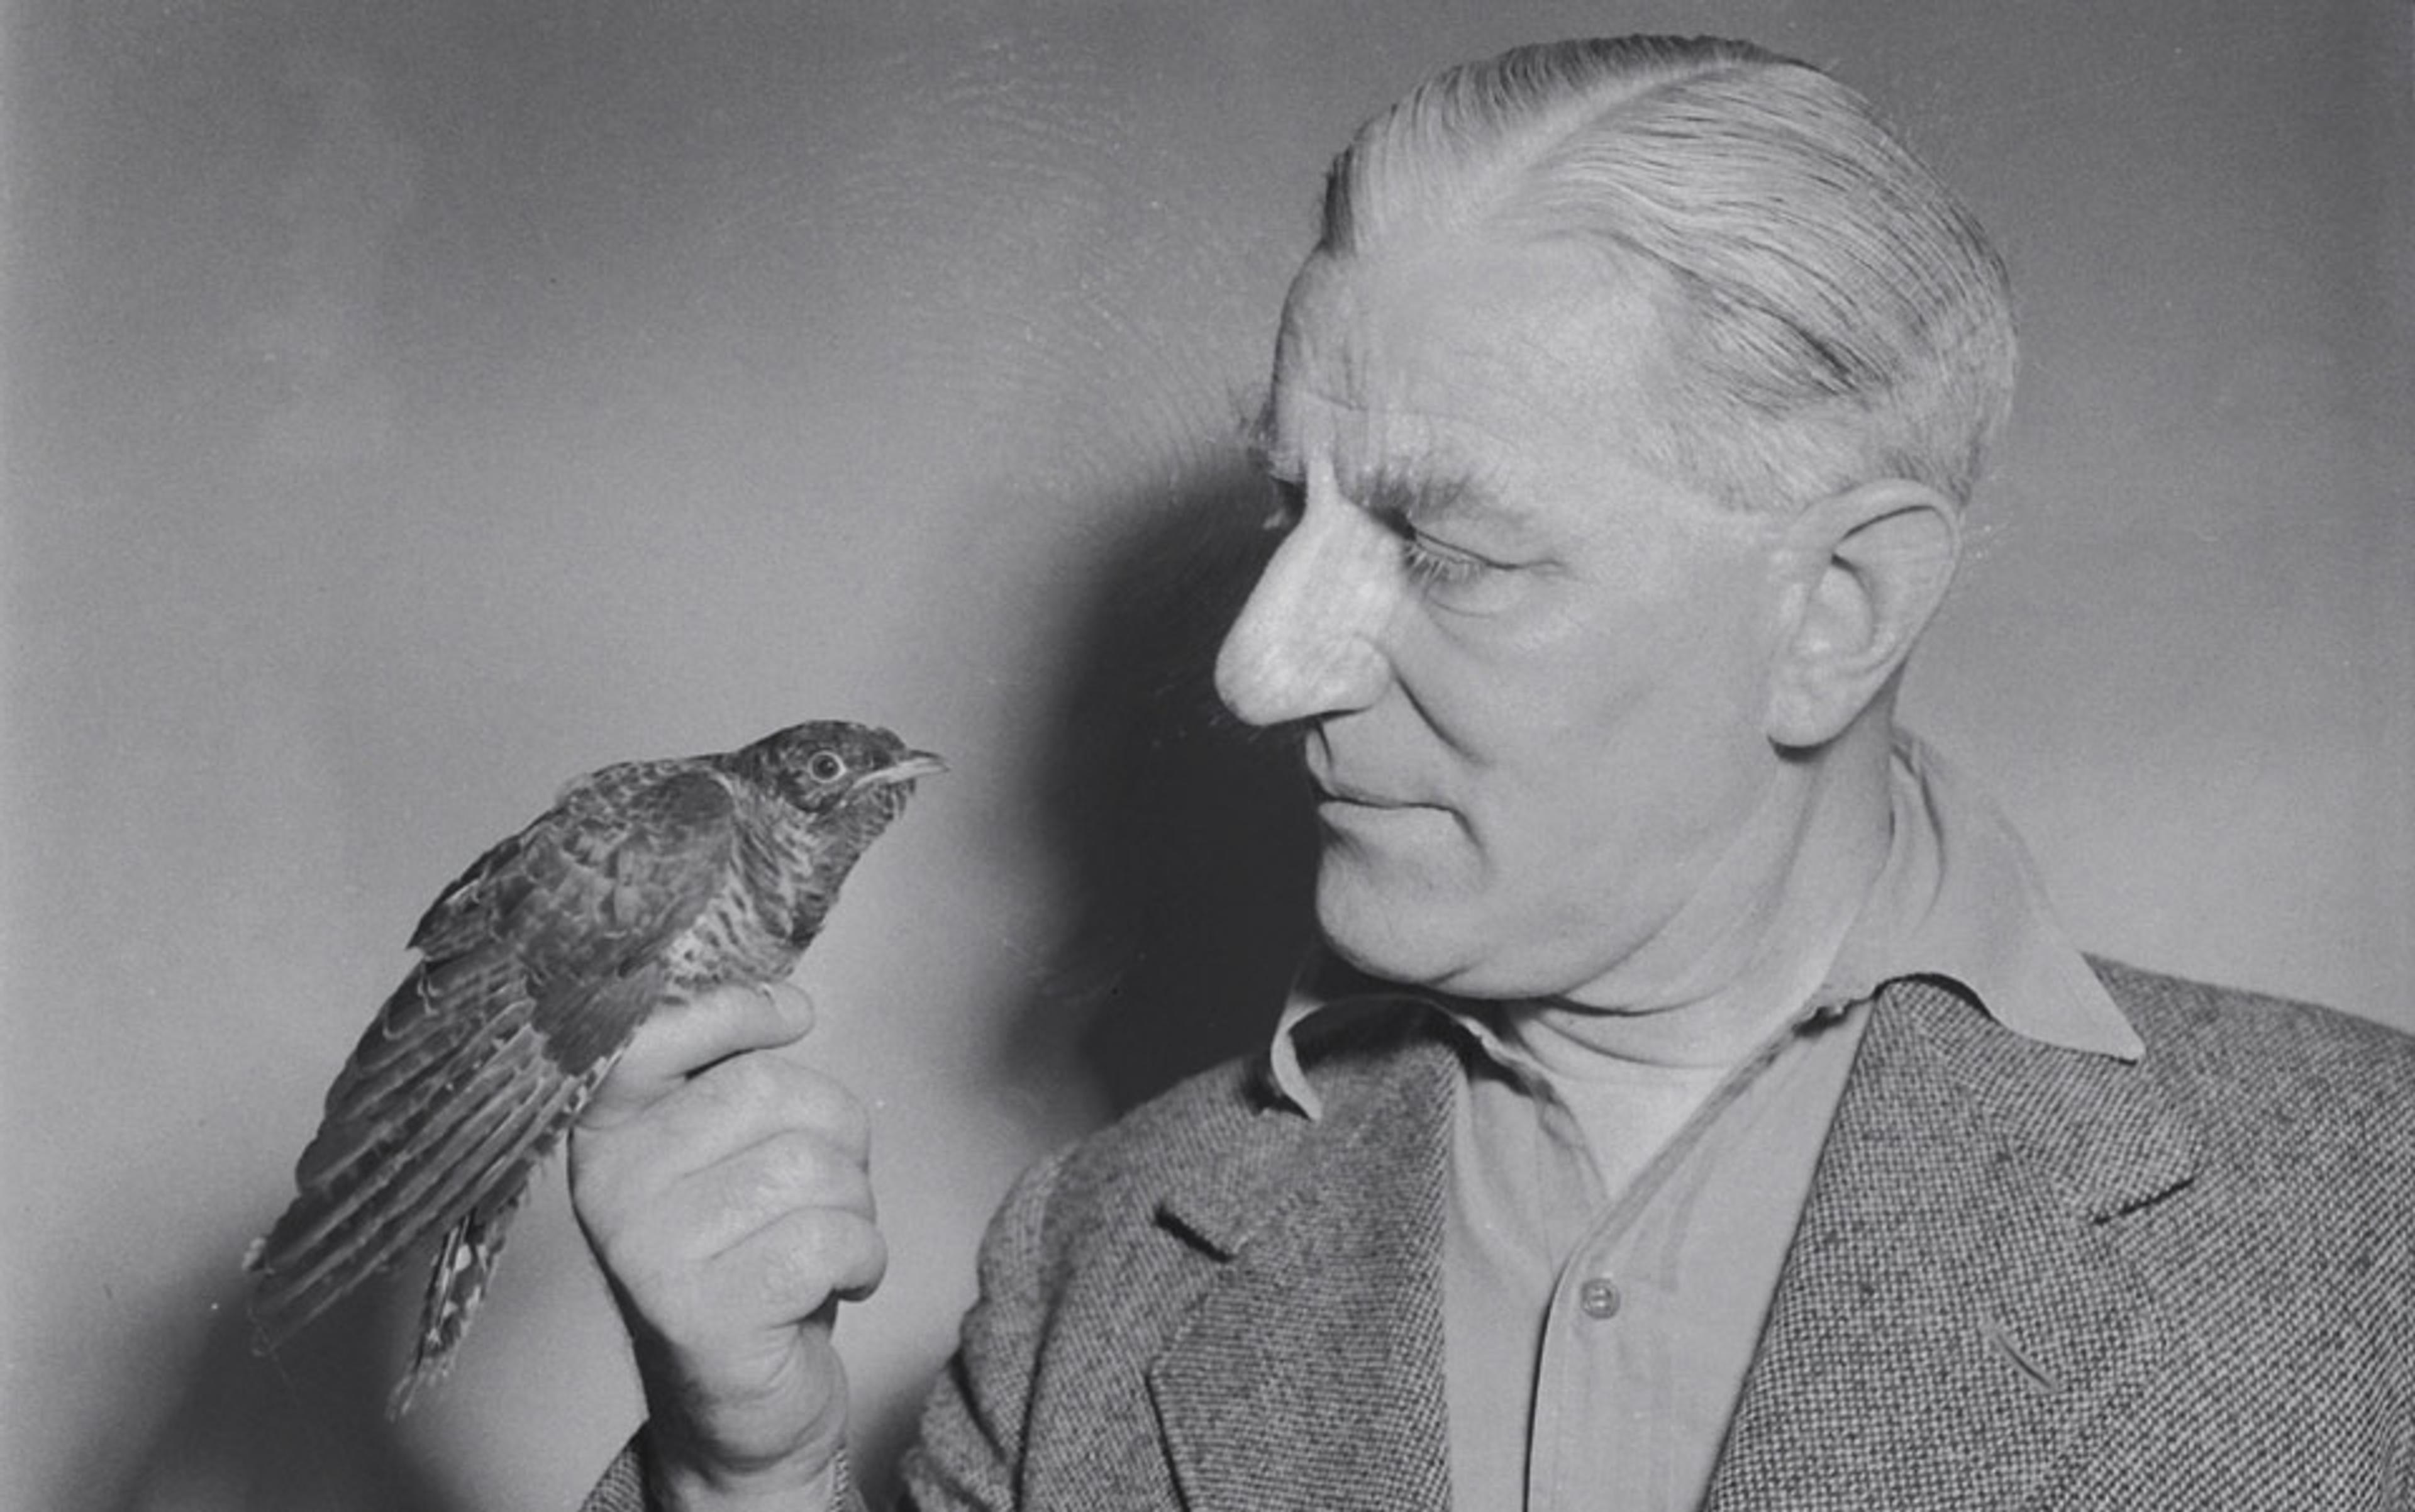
[1214, 231, 1795, 1003]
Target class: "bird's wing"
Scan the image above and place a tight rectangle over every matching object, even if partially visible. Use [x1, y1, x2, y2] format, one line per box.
[248, 764, 738, 1347]
[405, 755, 707, 959]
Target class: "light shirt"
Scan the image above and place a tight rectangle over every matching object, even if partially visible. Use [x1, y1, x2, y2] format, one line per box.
[1264, 733, 2142, 1512]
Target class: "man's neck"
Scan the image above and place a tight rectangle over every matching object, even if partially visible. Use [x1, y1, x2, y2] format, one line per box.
[1528, 719, 1897, 1072]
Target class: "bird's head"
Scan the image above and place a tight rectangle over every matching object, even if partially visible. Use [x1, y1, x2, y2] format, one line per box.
[738, 721, 946, 826]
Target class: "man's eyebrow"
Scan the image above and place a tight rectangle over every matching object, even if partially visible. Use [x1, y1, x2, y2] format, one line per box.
[1351, 459, 1512, 530]
[1235, 408, 1523, 531]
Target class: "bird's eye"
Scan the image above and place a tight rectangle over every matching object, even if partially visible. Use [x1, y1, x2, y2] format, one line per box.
[805, 751, 848, 783]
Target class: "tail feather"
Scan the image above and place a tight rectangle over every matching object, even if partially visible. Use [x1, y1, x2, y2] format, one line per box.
[387, 1188, 527, 1417]
[382, 1043, 626, 1411]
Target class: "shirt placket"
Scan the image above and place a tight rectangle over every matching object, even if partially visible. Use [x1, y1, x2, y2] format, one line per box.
[1522, 1020, 1833, 1512]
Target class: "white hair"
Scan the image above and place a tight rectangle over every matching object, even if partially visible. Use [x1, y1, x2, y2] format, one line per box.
[1317, 36, 2017, 510]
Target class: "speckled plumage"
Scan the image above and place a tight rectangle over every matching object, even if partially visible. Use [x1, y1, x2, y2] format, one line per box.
[246, 720, 941, 1415]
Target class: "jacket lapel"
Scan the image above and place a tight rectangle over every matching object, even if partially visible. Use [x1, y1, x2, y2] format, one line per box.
[1706, 977, 2199, 1510]
[1145, 1035, 1457, 1512]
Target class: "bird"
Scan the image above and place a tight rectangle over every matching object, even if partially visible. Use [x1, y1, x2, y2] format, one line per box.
[245, 720, 943, 1416]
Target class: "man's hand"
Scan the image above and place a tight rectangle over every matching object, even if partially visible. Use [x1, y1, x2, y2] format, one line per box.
[572, 982, 885, 1511]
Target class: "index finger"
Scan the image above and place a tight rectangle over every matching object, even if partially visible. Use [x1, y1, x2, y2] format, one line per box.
[580, 981, 815, 1130]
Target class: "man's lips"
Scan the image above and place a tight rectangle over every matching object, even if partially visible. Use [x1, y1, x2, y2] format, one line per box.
[1310, 776, 1428, 811]
[1304, 740, 1435, 811]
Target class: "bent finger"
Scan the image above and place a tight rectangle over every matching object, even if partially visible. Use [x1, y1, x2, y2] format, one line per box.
[667, 1130, 877, 1257]
[653, 1054, 868, 1153]
[582, 981, 814, 1129]
[709, 1208, 890, 1323]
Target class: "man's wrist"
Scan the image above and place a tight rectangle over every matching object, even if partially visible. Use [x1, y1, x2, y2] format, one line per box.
[639, 1425, 847, 1512]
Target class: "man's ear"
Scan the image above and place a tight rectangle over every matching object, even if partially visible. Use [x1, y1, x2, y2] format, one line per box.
[1763, 479, 1962, 748]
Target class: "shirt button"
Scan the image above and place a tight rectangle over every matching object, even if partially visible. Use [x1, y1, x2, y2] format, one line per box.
[1579, 1277, 1622, 1320]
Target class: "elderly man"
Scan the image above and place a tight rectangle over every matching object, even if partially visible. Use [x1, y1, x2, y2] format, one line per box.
[576, 36, 2415, 1512]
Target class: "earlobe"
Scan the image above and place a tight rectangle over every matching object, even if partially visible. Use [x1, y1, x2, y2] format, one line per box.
[1764, 479, 1962, 748]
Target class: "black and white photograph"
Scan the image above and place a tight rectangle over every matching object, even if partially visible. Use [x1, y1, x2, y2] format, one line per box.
[3, 3, 2409, 1509]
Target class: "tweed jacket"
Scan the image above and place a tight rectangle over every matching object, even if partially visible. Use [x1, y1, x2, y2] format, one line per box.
[586, 960, 2415, 1510]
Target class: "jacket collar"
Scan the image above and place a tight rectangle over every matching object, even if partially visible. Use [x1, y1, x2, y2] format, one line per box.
[1706, 974, 2197, 1509]
[1146, 1029, 1457, 1512]
[1145, 977, 2196, 1511]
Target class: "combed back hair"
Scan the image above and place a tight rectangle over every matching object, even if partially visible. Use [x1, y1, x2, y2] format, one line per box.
[1318, 36, 2016, 510]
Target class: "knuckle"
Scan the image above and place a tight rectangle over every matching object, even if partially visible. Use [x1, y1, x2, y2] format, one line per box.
[733, 1133, 819, 1211]
[731, 1131, 869, 1217]
[747, 1211, 884, 1314]
[694, 1050, 780, 1111]
[595, 1228, 686, 1319]
[848, 1227, 891, 1295]
[755, 1215, 840, 1312]
[820, 1086, 873, 1157]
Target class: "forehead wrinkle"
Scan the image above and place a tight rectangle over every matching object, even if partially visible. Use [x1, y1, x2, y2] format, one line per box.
[1278, 313, 1664, 494]
[1268, 377, 1555, 540]
[1269, 241, 1680, 541]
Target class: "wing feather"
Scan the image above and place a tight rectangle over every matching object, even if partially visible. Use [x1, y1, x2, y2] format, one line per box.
[250, 764, 738, 1347]
[253, 1019, 552, 1341]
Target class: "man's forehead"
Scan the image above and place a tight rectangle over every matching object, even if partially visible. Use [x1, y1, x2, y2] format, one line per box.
[1266, 236, 1675, 462]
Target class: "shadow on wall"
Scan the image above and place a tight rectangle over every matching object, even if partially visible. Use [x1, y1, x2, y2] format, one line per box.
[87, 456, 1320, 1512]
[84, 1268, 474, 1512]
[1011, 452, 1321, 1118]
[848, 448, 1327, 1499]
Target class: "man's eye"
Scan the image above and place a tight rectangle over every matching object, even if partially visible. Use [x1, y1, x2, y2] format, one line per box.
[1402, 531, 1489, 587]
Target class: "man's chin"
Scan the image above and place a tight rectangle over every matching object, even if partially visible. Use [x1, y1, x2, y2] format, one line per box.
[1313, 872, 1474, 994]
[1314, 870, 1617, 1003]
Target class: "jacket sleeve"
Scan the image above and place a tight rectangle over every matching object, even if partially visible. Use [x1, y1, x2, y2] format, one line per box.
[577, 1442, 648, 1512]
[894, 1148, 1074, 1512]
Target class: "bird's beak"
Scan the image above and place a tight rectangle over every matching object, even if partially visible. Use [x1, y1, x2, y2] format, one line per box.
[853, 749, 947, 791]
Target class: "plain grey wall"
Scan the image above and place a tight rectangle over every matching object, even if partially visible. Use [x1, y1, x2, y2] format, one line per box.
[4, 3, 2407, 1509]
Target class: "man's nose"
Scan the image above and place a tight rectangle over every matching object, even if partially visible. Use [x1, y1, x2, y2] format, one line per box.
[1214, 498, 1397, 728]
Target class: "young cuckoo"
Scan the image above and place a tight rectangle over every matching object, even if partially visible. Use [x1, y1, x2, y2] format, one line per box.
[247, 720, 941, 1414]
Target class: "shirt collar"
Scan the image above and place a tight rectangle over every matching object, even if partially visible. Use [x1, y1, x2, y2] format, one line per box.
[1266, 730, 2141, 1120]
[1824, 732, 2141, 1061]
